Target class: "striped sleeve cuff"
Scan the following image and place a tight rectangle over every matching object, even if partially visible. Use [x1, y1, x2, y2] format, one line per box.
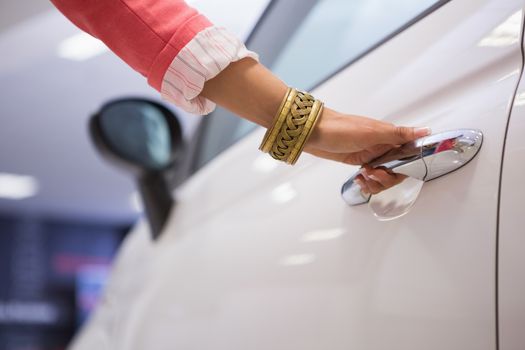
[160, 26, 259, 115]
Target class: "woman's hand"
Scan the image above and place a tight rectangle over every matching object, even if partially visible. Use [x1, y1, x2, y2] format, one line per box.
[306, 108, 430, 164]
[305, 108, 430, 193]
[354, 166, 408, 195]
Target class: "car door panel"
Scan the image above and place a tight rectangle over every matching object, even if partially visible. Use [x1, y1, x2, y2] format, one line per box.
[71, 0, 524, 349]
[499, 36, 525, 350]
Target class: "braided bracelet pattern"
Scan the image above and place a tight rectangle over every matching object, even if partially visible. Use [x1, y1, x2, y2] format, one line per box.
[270, 91, 315, 161]
[259, 88, 323, 165]
[259, 88, 296, 153]
[287, 100, 323, 165]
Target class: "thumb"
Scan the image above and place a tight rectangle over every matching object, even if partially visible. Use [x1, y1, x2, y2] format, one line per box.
[381, 125, 431, 145]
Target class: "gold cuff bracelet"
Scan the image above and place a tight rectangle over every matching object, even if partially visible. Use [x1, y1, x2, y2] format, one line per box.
[259, 87, 323, 165]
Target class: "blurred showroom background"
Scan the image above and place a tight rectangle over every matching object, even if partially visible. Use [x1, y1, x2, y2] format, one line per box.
[0, 0, 443, 348]
[0, 0, 268, 348]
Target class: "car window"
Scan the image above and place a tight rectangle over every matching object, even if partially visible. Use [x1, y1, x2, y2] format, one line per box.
[193, 0, 441, 171]
[272, 0, 440, 89]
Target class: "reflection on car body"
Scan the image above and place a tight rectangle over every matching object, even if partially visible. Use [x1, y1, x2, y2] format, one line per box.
[73, 0, 525, 349]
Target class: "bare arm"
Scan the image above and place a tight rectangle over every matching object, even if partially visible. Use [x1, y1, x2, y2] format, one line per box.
[202, 58, 430, 193]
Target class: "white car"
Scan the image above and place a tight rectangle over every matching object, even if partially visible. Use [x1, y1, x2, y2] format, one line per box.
[72, 0, 525, 349]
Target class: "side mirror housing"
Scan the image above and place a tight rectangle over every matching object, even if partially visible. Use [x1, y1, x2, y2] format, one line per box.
[89, 98, 183, 239]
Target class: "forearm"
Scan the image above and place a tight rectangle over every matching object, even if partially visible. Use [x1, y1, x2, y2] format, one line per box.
[201, 58, 338, 152]
[201, 58, 288, 128]
[200, 58, 351, 154]
[200, 57, 429, 164]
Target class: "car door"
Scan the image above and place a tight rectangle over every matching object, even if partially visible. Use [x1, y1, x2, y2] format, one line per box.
[71, 0, 524, 349]
[498, 31, 525, 350]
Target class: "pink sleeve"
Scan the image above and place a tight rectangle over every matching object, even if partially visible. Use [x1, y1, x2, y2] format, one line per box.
[50, 0, 213, 91]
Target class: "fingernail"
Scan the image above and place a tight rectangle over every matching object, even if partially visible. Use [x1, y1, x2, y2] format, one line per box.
[354, 179, 364, 188]
[369, 175, 380, 182]
[415, 127, 432, 137]
[361, 169, 371, 181]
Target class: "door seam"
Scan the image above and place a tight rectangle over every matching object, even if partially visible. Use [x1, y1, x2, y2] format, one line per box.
[495, 8, 525, 350]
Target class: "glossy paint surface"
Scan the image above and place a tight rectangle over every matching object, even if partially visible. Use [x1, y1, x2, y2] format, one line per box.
[499, 49, 525, 350]
[72, 0, 523, 349]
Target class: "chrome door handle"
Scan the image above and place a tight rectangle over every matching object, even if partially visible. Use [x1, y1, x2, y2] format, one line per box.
[341, 129, 483, 206]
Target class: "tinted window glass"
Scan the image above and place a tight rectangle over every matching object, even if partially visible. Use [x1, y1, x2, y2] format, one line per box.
[272, 0, 440, 89]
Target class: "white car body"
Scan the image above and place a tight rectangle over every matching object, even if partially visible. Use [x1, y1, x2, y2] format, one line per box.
[72, 0, 525, 349]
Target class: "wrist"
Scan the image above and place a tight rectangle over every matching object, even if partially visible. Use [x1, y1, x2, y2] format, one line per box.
[259, 88, 324, 164]
[306, 107, 336, 150]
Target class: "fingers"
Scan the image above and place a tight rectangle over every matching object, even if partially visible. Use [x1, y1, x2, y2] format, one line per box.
[353, 175, 371, 194]
[354, 166, 407, 195]
[306, 109, 433, 155]
[380, 124, 431, 145]
[341, 144, 393, 165]
[362, 174, 385, 194]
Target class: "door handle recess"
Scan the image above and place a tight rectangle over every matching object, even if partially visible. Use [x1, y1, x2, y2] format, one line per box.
[341, 129, 483, 206]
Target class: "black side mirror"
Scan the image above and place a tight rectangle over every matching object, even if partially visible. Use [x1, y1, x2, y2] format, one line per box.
[89, 98, 183, 239]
